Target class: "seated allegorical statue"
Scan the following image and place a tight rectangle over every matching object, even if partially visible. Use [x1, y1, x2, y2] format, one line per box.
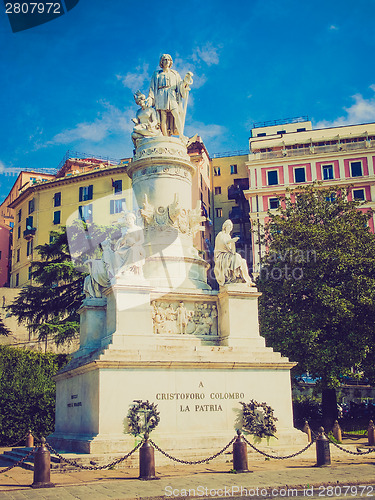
[131, 90, 162, 148]
[213, 219, 255, 287]
[83, 212, 146, 298]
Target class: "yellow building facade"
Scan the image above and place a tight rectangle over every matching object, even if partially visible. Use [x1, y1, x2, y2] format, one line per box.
[9, 160, 132, 287]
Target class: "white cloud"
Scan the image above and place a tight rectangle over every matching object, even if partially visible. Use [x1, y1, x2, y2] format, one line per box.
[185, 121, 227, 141]
[315, 86, 375, 128]
[49, 102, 134, 145]
[329, 24, 339, 31]
[116, 63, 150, 92]
[193, 43, 220, 66]
[0, 161, 5, 174]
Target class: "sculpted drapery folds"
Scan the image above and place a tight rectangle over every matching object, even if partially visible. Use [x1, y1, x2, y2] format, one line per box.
[214, 220, 254, 287]
[147, 54, 193, 140]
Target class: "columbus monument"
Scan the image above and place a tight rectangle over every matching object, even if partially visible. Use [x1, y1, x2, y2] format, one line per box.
[49, 54, 304, 459]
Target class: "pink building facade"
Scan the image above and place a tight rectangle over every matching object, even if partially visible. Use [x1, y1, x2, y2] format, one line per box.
[245, 119, 375, 272]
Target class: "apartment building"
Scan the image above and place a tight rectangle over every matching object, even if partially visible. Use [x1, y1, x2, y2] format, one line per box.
[245, 118, 375, 272]
[8, 157, 132, 287]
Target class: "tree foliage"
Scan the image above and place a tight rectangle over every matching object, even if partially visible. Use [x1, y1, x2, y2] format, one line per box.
[257, 185, 375, 423]
[0, 346, 69, 444]
[0, 317, 10, 336]
[9, 227, 84, 345]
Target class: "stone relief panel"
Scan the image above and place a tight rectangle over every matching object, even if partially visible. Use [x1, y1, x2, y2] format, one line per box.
[141, 194, 206, 236]
[151, 301, 218, 336]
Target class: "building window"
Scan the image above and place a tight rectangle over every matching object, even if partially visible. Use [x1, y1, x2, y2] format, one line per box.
[257, 132, 266, 137]
[25, 216, 33, 230]
[28, 198, 35, 214]
[53, 211, 61, 225]
[54, 192, 61, 207]
[16, 249, 20, 262]
[230, 164, 237, 175]
[9, 222, 14, 228]
[113, 179, 122, 194]
[351, 161, 363, 177]
[17, 226, 21, 239]
[79, 185, 93, 202]
[353, 189, 365, 201]
[17, 209, 22, 222]
[27, 239, 33, 256]
[322, 164, 334, 180]
[326, 194, 336, 203]
[215, 208, 223, 218]
[78, 204, 93, 223]
[110, 198, 126, 214]
[214, 167, 221, 176]
[28, 266, 32, 281]
[269, 198, 279, 209]
[267, 170, 279, 186]
[215, 187, 221, 195]
[294, 167, 306, 183]
[15, 273, 19, 287]
[297, 128, 306, 132]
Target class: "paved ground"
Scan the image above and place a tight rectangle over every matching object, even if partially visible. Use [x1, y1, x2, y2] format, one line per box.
[0, 438, 374, 499]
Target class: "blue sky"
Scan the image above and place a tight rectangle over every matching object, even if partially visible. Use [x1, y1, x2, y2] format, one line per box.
[1, 0, 375, 204]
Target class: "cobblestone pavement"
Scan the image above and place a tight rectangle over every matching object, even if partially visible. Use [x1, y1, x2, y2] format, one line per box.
[0, 439, 374, 499]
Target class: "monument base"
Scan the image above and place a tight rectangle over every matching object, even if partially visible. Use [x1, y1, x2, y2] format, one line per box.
[49, 343, 305, 459]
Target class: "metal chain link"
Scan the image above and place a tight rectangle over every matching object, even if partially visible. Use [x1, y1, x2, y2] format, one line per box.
[149, 437, 236, 465]
[45, 440, 143, 470]
[327, 436, 375, 455]
[242, 435, 315, 459]
[0, 448, 35, 474]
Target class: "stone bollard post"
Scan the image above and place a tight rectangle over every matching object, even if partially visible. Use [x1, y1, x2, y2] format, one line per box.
[26, 430, 34, 448]
[232, 430, 249, 472]
[332, 420, 342, 442]
[302, 421, 312, 442]
[139, 433, 158, 480]
[315, 427, 331, 467]
[368, 420, 375, 446]
[31, 438, 55, 488]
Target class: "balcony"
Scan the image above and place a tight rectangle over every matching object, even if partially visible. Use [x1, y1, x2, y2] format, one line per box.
[250, 139, 375, 161]
[23, 228, 36, 240]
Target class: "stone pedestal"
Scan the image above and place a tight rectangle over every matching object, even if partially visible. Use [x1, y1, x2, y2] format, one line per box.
[218, 284, 264, 347]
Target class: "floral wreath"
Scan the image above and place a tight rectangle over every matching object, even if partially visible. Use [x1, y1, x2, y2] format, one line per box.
[239, 400, 278, 438]
[127, 400, 160, 437]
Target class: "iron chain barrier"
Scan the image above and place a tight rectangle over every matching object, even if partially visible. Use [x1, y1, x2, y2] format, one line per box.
[149, 437, 236, 465]
[0, 432, 30, 449]
[45, 440, 143, 470]
[242, 435, 315, 460]
[0, 448, 35, 474]
[327, 436, 375, 456]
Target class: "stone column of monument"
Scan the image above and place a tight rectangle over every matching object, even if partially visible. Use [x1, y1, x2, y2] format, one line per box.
[49, 54, 305, 459]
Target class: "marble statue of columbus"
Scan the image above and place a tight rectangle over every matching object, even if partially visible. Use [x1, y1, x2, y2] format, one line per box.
[147, 54, 193, 141]
[214, 220, 255, 287]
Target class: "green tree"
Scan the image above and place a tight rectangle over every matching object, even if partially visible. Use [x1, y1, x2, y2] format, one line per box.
[0, 317, 10, 336]
[0, 346, 68, 443]
[9, 227, 84, 346]
[257, 184, 375, 429]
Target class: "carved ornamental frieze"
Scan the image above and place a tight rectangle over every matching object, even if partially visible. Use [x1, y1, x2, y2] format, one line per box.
[151, 301, 218, 336]
[141, 194, 206, 236]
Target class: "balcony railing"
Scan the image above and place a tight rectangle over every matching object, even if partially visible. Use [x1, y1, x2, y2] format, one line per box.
[250, 140, 375, 161]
